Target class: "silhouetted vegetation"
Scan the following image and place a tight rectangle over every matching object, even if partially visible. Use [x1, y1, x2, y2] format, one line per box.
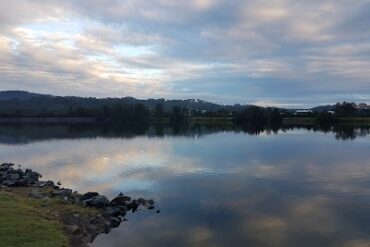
[0, 92, 369, 128]
[316, 112, 338, 126]
[0, 122, 368, 145]
[234, 106, 283, 127]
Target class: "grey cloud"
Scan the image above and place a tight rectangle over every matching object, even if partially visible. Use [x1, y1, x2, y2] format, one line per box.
[0, 0, 369, 105]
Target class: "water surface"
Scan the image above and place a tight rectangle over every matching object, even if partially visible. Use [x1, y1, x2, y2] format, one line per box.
[1, 124, 370, 247]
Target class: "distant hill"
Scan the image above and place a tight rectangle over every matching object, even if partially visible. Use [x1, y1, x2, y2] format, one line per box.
[0, 91, 53, 101]
[311, 105, 335, 112]
[0, 91, 247, 113]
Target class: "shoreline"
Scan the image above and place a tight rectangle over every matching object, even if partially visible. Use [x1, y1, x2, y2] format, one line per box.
[0, 163, 158, 247]
[0, 116, 369, 125]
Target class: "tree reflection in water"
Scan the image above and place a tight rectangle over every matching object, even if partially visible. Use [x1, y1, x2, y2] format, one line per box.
[0, 123, 369, 144]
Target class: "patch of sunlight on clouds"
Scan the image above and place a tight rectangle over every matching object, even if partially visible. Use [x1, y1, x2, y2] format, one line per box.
[21, 18, 85, 35]
[114, 44, 155, 57]
[253, 99, 305, 108]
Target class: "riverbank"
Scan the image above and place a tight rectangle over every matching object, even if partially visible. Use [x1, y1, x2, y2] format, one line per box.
[0, 163, 157, 247]
[0, 117, 96, 124]
[0, 191, 68, 247]
[282, 117, 370, 126]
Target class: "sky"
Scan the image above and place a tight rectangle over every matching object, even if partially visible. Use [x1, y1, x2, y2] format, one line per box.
[0, 0, 369, 107]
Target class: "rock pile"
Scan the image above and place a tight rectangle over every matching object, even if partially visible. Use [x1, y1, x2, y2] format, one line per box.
[0, 163, 41, 186]
[0, 163, 158, 247]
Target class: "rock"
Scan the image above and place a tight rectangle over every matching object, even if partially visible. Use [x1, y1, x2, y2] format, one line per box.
[9, 173, 21, 181]
[102, 207, 121, 218]
[2, 180, 16, 186]
[138, 197, 146, 205]
[39, 180, 54, 187]
[24, 168, 33, 174]
[109, 217, 121, 228]
[148, 205, 155, 210]
[109, 195, 131, 206]
[116, 205, 128, 213]
[72, 194, 82, 204]
[86, 195, 109, 208]
[64, 224, 82, 235]
[24, 172, 41, 184]
[51, 189, 72, 198]
[104, 221, 111, 234]
[147, 199, 155, 205]
[29, 189, 45, 199]
[156, 210, 160, 213]
[85, 223, 98, 233]
[131, 200, 139, 212]
[0, 163, 14, 171]
[81, 192, 99, 201]
[14, 168, 24, 176]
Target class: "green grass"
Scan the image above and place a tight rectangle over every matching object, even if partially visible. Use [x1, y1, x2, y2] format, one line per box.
[339, 117, 370, 124]
[0, 192, 68, 247]
[189, 117, 233, 124]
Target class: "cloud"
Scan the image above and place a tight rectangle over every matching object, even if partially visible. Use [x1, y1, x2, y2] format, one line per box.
[0, 0, 369, 106]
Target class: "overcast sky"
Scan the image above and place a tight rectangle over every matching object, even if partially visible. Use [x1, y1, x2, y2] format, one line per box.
[0, 0, 369, 107]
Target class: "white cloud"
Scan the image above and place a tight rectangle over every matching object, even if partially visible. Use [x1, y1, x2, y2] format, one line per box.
[0, 0, 369, 105]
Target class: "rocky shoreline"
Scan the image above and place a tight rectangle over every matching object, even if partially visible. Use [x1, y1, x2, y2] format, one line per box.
[0, 163, 158, 247]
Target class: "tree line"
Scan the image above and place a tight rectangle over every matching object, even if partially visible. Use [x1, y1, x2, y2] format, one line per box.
[0, 98, 369, 126]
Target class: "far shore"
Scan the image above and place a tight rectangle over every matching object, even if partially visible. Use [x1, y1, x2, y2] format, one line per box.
[0, 117, 96, 124]
[0, 116, 369, 125]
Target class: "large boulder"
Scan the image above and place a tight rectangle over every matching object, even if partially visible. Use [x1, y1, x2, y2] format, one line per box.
[39, 180, 55, 187]
[109, 217, 121, 228]
[9, 173, 21, 181]
[0, 163, 14, 171]
[2, 180, 16, 186]
[81, 192, 99, 201]
[51, 189, 72, 198]
[109, 195, 131, 206]
[102, 207, 121, 218]
[86, 195, 110, 208]
[24, 170, 41, 184]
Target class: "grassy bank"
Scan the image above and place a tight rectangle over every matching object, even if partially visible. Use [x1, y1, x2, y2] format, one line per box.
[339, 117, 370, 124]
[189, 117, 233, 125]
[0, 188, 98, 247]
[0, 191, 67, 247]
[283, 117, 370, 126]
[282, 117, 316, 125]
[151, 116, 234, 125]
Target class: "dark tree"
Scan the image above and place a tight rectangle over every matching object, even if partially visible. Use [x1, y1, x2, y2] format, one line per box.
[155, 103, 164, 119]
[334, 102, 357, 117]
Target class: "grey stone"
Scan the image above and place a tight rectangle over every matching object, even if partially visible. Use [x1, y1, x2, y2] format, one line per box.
[109, 195, 131, 206]
[10, 173, 20, 181]
[87, 195, 110, 208]
[81, 192, 99, 201]
[51, 189, 72, 198]
[29, 189, 45, 199]
[64, 224, 82, 235]
[102, 207, 121, 218]
[109, 217, 121, 228]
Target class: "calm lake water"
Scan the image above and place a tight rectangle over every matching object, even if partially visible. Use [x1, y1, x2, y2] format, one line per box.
[1, 124, 370, 247]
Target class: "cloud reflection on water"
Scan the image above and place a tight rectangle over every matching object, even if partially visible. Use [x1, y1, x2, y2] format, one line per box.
[0, 127, 370, 246]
